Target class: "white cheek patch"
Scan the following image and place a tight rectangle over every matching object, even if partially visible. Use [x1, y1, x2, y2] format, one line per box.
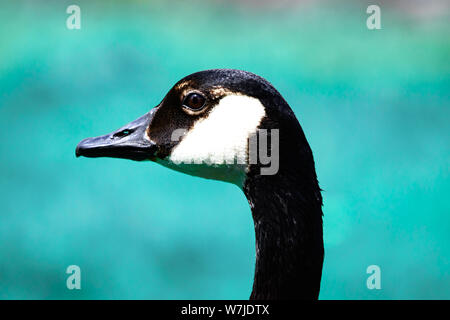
[169, 94, 266, 166]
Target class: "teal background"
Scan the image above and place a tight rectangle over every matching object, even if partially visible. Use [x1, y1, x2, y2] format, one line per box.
[0, 0, 449, 299]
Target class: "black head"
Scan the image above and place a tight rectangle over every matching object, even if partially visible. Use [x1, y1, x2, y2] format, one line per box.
[76, 69, 306, 185]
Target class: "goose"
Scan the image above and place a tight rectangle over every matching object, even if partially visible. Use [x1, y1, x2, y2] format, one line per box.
[76, 69, 324, 300]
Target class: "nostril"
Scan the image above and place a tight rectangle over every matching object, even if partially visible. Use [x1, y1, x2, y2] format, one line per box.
[113, 129, 134, 139]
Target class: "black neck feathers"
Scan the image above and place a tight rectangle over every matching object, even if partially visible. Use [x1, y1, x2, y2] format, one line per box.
[243, 113, 324, 300]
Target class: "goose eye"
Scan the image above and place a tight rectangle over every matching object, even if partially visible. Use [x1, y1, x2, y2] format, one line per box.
[183, 93, 206, 110]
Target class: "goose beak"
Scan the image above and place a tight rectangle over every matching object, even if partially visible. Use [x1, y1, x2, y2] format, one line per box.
[75, 109, 158, 161]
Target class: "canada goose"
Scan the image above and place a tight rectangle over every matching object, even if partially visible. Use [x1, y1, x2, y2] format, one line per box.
[76, 69, 324, 299]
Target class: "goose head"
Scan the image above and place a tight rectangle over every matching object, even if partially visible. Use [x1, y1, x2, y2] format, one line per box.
[76, 69, 292, 186]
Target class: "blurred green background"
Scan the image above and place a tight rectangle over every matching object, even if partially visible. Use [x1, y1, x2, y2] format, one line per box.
[0, 0, 449, 299]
